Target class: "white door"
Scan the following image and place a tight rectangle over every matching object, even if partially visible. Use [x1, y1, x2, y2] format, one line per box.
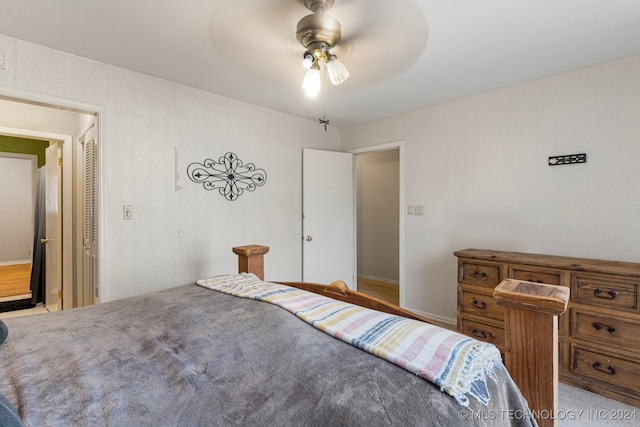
[44, 143, 62, 310]
[81, 122, 98, 306]
[302, 149, 355, 288]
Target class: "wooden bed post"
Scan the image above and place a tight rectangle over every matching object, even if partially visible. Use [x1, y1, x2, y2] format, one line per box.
[494, 279, 569, 427]
[232, 245, 270, 280]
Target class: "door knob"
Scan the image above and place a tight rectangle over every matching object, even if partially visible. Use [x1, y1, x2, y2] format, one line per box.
[305, 235, 313, 242]
[41, 238, 49, 244]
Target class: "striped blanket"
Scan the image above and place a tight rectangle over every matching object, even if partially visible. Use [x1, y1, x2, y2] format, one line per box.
[197, 273, 502, 407]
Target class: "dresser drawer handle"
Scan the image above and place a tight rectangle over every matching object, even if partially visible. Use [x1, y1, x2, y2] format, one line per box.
[593, 289, 617, 299]
[592, 361, 616, 375]
[592, 322, 616, 334]
[472, 271, 488, 280]
[471, 328, 489, 339]
[472, 298, 487, 309]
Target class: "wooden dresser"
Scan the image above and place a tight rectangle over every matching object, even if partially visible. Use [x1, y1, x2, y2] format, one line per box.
[454, 248, 640, 407]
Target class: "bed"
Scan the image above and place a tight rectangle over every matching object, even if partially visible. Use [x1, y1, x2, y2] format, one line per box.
[0, 245, 566, 427]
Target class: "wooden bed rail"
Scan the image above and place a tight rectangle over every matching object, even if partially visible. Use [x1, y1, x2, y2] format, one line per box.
[276, 279, 451, 329]
[232, 245, 449, 328]
[233, 245, 569, 426]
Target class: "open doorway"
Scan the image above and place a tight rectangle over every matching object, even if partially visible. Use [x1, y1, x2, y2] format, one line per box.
[0, 150, 39, 308]
[351, 143, 403, 307]
[0, 94, 100, 316]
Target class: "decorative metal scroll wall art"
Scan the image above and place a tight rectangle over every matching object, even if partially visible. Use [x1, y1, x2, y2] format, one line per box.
[187, 152, 267, 201]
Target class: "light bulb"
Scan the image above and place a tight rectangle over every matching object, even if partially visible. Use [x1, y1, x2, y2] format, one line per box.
[326, 55, 350, 85]
[302, 66, 321, 97]
[302, 52, 315, 69]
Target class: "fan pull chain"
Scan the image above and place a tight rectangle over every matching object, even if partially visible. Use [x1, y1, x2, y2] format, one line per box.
[319, 62, 330, 133]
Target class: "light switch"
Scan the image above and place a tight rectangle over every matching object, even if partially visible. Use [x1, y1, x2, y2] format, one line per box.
[414, 205, 424, 216]
[407, 205, 414, 215]
[123, 205, 134, 220]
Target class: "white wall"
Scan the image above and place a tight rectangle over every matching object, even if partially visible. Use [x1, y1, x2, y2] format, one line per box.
[0, 33, 340, 302]
[0, 155, 34, 263]
[341, 55, 640, 323]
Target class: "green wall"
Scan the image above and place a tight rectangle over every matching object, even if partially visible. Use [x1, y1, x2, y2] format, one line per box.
[0, 135, 50, 167]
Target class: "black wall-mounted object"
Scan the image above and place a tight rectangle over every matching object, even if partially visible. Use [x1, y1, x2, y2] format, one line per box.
[548, 153, 586, 166]
[187, 152, 267, 201]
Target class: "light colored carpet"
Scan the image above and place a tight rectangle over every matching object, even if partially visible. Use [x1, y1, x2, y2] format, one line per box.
[559, 383, 638, 426]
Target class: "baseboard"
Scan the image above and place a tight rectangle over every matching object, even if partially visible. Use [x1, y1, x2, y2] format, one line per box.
[406, 308, 456, 329]
[357, 275, 399, 286]
[0, 260, 31, 267]
[0, 293, 32, 303]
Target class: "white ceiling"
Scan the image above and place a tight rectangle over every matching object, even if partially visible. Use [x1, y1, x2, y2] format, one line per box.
[0, 0, 639, 128]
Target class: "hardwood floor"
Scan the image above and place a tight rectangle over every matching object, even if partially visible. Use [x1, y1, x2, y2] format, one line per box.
[0, 263, 32, 299]
[357, 276, 399, 306]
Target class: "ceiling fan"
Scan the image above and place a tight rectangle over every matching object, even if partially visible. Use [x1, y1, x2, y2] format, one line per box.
[207, 0, 427, 124]
[295, 0, 350, 97]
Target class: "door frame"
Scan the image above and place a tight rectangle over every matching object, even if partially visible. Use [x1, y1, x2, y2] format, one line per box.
[0, 86, 106, 308]
[348, 141, 405, 308]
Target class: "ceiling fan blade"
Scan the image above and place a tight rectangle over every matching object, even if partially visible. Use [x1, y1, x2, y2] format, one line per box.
[330, 0, 429, 87]
[208, 0, 308, 88]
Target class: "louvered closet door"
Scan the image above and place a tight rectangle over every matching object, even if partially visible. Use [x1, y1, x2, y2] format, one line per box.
[81, 122, 98, 306]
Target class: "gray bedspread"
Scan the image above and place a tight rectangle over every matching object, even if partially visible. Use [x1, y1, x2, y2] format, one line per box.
[0, 284, 536, 426]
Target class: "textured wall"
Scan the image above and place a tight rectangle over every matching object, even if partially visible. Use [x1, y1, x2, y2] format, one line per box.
[341, 55, 640, 323]
[0, 33, 340, 302]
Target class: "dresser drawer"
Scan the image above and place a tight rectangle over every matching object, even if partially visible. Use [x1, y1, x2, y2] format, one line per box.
[459, 287, 504, 320]
[459, 261, 501, 287]
[558, 340, 567, 371]
[509, 266, 563, 285]
[571, 309, 640, 349]
[571, 345, 640, 394]
[572, 273, 638, 312]
[459, 317, 504, 348]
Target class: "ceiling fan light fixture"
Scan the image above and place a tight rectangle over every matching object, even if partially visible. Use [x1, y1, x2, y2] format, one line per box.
[296, 0, 350, 93]
[326, 54, 349, 85]
[302, 63, 321, 97]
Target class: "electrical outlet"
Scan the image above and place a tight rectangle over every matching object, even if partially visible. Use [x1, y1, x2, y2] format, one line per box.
[407, 205, 414, 215]
[123, 205, 134, 220]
